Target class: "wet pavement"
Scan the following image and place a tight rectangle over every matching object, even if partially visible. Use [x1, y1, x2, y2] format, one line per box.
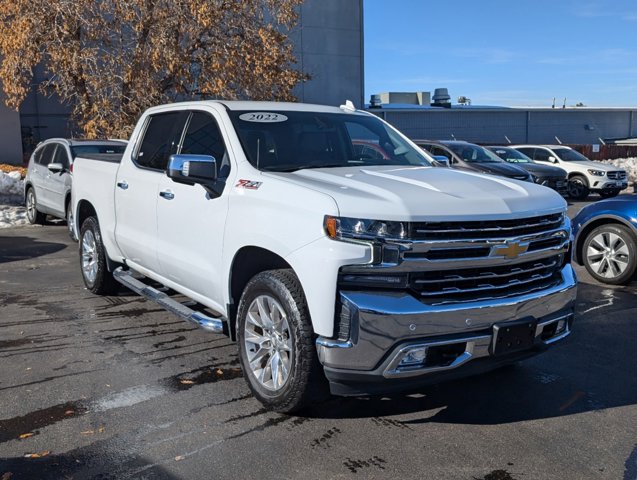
[1, 206, 636, 480]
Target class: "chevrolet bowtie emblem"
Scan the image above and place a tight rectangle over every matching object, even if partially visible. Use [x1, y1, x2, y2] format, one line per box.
[493, 241, 529, 259]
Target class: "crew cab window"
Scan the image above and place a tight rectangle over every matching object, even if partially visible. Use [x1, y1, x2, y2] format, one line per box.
[136, 111, 188, 170]
[179, 112, 229, 177]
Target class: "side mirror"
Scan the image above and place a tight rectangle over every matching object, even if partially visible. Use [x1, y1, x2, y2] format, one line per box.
[548, 156, 558, 163]
[433, 155, 451, 167]
[47, 163, 64, 173]
[167, 154, 217, 185]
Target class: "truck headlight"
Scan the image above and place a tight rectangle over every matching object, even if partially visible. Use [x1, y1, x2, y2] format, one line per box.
[324, 216, 408, 241]
[587, 169, 605, 176]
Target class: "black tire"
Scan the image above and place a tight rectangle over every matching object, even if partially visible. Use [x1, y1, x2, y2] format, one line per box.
[582, 224, 637, 285]
[237, 269, 327, 413]
[25, 187, 46, 225]
[66, 199, 77, 241]
[79, 216, 120, 295]
[567, 175, 589, 200]
[599, 190, 620, 199]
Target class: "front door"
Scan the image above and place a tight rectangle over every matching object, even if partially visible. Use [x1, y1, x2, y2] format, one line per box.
[156, 109, 232, 309]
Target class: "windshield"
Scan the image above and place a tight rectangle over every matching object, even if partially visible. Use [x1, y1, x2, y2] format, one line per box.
[71, 144, 126, 159]
[553, 148, 590, 162]
[490, 147, 532, 163]
[228, 110, 432, 172]
[445, 143, 503, 164]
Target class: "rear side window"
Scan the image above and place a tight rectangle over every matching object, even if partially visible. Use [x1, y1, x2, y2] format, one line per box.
[36, 144, 56, 165]
[136, 112, 188, 171]
[52, 144, 70, 168]
[533, 149, 551, 161]
[516, 147, 536, 159]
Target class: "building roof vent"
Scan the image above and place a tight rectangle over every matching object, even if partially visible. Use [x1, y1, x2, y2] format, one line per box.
[432, 88, 451, 108]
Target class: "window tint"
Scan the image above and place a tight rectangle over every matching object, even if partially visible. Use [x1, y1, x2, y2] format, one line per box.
[71, 144, 126, 159]
[432, 146, 453, 161]
[52, 144, 70, 168]
[37, 144, 56, 165]
[137, 112, 188, 170]
[515, 148, 535, 159]
[533, 149, 551, 161]
[180, 112, 227, 160]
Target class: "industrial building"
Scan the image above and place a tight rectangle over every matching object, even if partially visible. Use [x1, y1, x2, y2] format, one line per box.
[369, 89, 637, 148]
[0, 0, 364, 164]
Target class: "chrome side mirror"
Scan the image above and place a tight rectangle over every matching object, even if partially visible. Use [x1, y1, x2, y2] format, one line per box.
[167, 154, 217, 185]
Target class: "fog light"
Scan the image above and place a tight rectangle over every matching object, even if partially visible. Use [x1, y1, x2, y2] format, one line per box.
[556, 319, 567, 334]
[399, 347, 428, 367]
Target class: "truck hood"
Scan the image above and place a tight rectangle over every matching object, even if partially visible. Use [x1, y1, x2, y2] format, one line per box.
[266, 165, 566, 221]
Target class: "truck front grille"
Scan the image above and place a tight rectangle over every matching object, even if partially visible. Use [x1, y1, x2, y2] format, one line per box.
[411, 213, 564, 240]
[409, 255, 563, 305]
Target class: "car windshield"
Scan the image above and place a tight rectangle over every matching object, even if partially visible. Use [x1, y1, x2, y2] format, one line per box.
[445, 143, 503, 164]
[228, 110, 432, 172]
[553, 148, 590, 162]
[71, 144, 126, 159]
[490, 147, 532, 163]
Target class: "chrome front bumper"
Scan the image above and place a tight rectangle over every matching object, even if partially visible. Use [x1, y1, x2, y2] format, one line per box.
[316, 264, 577, 377]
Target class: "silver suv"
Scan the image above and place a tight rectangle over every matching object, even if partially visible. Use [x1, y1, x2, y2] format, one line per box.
[24, 139, 126, 234]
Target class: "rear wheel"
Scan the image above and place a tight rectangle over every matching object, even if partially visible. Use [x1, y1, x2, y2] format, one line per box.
[237, 269, 327, 413]
[567, 175, 589, 200]
[79, 216, 119, 295]
[583, 224, 637, 285]
[66, 199, 77, 241]
[25, 188, 46, 225]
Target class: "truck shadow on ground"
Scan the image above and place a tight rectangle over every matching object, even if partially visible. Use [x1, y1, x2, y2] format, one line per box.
[303, 280, 637, 425]
[0, 235, 67, 263]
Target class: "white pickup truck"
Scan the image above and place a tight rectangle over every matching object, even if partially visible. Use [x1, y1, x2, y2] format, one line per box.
[72, 100, 577, 412]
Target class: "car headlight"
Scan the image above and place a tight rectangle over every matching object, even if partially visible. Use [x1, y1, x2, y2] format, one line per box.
[324, 216, 408, 241]
[587, 169, 605, 176]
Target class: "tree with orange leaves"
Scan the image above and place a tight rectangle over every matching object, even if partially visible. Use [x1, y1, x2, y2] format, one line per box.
[0, 0, 307, 138]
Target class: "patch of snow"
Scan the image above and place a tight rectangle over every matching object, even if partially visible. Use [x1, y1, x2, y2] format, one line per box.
[0, 205, 28, 228]
[0, 171, 25, 206]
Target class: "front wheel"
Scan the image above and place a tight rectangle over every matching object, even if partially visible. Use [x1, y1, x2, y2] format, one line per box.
[583, 224, 637, 285]
[567, 175, 589, 200]
[237, 269, 327, 413]
[25, 188, 46, 225]
[79, 216, 119, 295]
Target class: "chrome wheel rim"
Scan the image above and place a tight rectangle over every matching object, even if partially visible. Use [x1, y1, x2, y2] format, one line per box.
[26, 190, 36, 222]
[243, 294, 293, 391]
[81, 230, 98, 284]
[587, 232, 630, 279]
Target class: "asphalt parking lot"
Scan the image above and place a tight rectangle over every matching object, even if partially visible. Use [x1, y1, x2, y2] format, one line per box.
[1, 199, 636, 480]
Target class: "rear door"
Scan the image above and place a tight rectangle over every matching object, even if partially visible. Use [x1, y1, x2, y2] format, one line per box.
[114, 110, 189, 275]
[155, 109, 232, 306]
[34, 143, 58, 209]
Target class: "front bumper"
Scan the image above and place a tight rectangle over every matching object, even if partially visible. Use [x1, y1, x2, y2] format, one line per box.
[590, 179, 628, 191]
[316, 264, 577, 395]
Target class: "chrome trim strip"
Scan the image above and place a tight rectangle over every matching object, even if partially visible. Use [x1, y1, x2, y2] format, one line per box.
[417, 271, 557, 297]
[414, 218, 563, 235]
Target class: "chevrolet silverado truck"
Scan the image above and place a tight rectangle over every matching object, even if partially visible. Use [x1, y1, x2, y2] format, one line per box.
[71, 100, 577, 412]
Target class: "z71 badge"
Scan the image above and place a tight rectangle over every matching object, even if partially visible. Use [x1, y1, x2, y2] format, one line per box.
[235, 179, 263, 190]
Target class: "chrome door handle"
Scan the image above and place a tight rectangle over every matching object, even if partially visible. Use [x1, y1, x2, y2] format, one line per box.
[117, 181, 129, 190]
[159, 190, 174, 200]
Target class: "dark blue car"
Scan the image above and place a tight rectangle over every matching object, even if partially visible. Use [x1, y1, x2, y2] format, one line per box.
[572, 195, 637, 284]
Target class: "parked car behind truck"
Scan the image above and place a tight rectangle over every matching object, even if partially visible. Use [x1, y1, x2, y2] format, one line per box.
[72, 101, 577, 412]
[24, 138, 127, 233]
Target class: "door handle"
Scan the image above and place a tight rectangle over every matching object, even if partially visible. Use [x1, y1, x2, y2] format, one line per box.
[159, 190, 175, 200]
[117, 181, 129, 190]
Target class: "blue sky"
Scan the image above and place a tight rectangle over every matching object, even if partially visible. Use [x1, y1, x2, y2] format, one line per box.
[364, 0, 637, 107]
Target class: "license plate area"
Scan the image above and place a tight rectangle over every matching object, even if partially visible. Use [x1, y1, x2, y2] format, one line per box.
[491, 318, 537, 356]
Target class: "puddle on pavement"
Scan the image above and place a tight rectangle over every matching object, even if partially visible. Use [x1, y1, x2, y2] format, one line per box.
[163, 365, 244, 392]
[0, 401, 87, 443]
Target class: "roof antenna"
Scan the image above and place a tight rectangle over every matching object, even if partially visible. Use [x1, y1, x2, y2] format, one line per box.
[555, 136, 563, 145]
[451, 133, 456, 140]
[504, 135, 512, 144]
[598, 137, 606, 145]
[340, 100, 356, 112]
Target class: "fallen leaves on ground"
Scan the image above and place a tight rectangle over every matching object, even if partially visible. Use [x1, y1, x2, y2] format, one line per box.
[18, 433, 34, 439]
[0, 165, 26, 178]
[24, 451, 50, 459]
[179, 379, 195, 385]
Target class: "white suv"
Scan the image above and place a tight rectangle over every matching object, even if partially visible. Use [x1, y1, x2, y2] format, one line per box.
[24, 138, 127, 233]
[513, 145, 627, 200]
